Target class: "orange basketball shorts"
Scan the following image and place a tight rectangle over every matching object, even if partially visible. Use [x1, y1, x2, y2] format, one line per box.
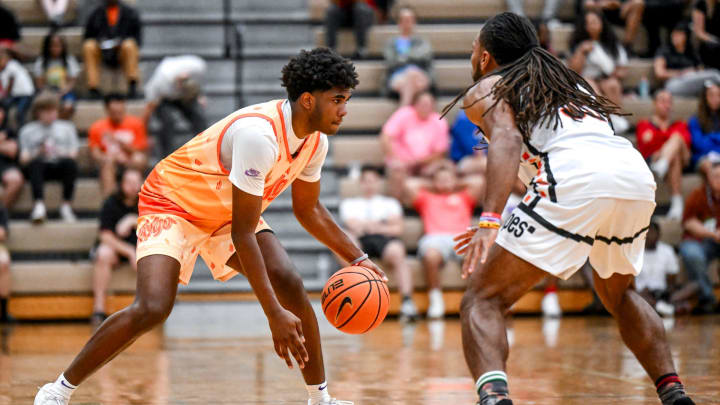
[135, 214, 272, 285]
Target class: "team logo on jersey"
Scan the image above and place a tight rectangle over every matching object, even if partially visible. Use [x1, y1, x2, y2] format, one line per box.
[245, 168, 260, 177]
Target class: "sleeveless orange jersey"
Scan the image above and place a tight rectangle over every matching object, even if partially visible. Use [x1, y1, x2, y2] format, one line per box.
[139, 100, 322, 227]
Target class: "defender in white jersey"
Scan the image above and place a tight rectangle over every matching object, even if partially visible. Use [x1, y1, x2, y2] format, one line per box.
[448, 13, 695, 405]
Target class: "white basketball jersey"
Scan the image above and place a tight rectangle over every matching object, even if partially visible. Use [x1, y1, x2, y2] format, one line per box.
[517, 108, 656, 203]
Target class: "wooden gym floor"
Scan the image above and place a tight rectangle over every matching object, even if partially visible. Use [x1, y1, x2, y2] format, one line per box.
[2, 302, 719, 405]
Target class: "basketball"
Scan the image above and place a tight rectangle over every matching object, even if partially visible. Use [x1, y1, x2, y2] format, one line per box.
[321, 266, 389, 334]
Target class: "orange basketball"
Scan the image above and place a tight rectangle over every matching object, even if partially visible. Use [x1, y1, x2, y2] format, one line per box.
[321, 266, 389, 334]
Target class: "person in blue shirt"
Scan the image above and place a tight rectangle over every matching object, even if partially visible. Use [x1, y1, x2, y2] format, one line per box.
[689, 80, 720, 174]
[450, 109, 487, 177]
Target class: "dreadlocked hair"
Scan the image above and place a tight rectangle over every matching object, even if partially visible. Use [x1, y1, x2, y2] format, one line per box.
[442, 12, 622, 141]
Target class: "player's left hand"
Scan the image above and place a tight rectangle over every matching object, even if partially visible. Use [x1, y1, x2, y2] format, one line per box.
[356, 259, 389, 282]
[455, 226, 498, 279]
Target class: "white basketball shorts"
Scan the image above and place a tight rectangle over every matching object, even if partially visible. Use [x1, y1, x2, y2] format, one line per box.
[495, 195, 656, 280]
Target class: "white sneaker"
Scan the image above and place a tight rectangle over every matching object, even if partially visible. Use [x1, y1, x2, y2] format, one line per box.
[541, 291, 562, 318]
[31, 201, 47, 224]
[667, 196, 684, 220]
[34, 383, 70, 405]
[308, 399, 353, 405]
[59, 203, 77, 223]
[610, 114, 630, 135]
[400, 298, 419, 321]
[655, 300, 675, 317]
[427, 288, 445, 319]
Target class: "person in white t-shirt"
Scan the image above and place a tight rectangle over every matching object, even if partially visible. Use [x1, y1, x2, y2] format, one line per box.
[0, 47, 35, 129]
[339, 165, 417, 320]
[635, 222, 680, 316]
[569, 10, 630, 133]
[142, 55, 207, 158]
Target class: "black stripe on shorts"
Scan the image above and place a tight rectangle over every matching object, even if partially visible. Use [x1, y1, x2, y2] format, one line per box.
[516, 203, 649, 246]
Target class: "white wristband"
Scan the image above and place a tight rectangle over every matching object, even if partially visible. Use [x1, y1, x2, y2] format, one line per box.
[350, 253, 369, 265]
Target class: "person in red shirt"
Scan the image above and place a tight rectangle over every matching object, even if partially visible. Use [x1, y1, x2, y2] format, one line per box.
[636, 89, 691, 219]
[88, 93, 148, 196]
[406, 166, 483, 318]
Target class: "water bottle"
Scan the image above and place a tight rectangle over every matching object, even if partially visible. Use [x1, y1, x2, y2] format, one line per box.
[638, 76, 650, 99]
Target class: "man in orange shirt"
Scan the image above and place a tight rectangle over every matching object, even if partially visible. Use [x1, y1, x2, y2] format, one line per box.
[88, 93, 148, 196]
[35, 48, 385, 405]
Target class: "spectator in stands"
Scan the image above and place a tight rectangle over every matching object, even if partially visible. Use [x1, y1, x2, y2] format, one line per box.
[405, 166, 480, 318]
[339, 166, 418, 320]
[383, 6, 433, 106]
[642, 0, 687, 57]
[0, 104, 24, 210]
[34, 31, 81, 119]
[655, 22, 720, 97]
[39, 0, 72, 27]
[325, 0, 374, 60]
[18, 92, 79, 223]
[636, 90, 691, 219]
[569, 10, 630, 133]
[381, 91, 449, 200]
[0, 47, 35, 129]
[635, 222, 681, 316]
[0, 204, 10, 323]
[82, 0, 141, 98]
[369, 0, 394, 23]
[693, 0, 720, 70]
[689, 80, 720, 172]
[143, 55, 207, 158]
[678, 162, 720, 314]
[0, 3, 20, 48]
[91, 166, 141, 324]
[507, 0, 561, 25]
[583, 0, 645, 53]
[89, 93, 147, 196]
[450, 109, 486, 177]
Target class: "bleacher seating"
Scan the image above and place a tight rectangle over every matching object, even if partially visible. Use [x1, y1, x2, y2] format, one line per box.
[2, 0, 715, 319]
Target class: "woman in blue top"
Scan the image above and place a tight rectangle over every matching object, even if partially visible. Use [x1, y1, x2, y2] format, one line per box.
[689, 80, 720, 173]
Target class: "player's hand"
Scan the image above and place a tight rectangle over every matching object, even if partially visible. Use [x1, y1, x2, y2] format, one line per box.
[268, 308, 308, 370]
[459, 227, 499, 279]
[356, 259, 389, 282]
[453, 226, 478, 256]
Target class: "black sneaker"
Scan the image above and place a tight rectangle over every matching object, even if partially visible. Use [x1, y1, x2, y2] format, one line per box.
[673, 396, 696, 405]
[90, 312, 107, 326]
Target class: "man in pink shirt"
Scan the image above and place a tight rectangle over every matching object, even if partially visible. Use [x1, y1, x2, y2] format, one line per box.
[381, 91, 449, 199]
[406, 166, 482, 318]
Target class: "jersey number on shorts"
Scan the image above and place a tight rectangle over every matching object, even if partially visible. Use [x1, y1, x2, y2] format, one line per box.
[502, 213, 536, 238]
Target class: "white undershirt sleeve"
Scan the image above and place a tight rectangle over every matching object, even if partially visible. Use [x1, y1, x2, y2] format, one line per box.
[227, 119, 279, 196]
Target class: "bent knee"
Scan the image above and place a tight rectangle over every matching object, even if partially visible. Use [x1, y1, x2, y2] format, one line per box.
[130, 299, 174, 328]
[383, 240, 406, 259]
[96, 244, 119, 265]
[268, 265, 305, 294]
[3, 169, 23, 186]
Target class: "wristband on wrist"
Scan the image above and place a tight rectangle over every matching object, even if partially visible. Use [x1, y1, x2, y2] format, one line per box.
[350, 253, 369, 265]
[478, 212, 502, 229]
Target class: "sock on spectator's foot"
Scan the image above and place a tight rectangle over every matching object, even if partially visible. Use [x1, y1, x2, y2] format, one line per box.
[656, 373, 692, 405]
[651, 158, 670, 179]
[476, 371, 510, 405]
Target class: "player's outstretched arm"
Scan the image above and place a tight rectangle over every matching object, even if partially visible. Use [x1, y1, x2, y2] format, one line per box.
[291, 178, 388, 281]
[231, 186, 309, 369]
[459, 79, 523, 276]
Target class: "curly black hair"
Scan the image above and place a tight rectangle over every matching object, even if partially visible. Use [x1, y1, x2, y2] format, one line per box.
[281, 48, 359, 101]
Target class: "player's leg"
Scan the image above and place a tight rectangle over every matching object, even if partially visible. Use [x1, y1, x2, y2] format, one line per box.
[65, 254, 180, 384]
[592, 271, 694, 405]
[590, 198, 694, 405]
[461, 244, 546, 403]
[225, 232, 336, 404]
[34, 254, 181, 405]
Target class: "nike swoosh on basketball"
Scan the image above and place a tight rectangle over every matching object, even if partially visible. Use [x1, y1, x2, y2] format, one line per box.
[335, 297, 353, 322]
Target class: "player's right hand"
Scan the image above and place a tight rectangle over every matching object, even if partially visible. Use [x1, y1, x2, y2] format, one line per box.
[268, 308, 308, 370]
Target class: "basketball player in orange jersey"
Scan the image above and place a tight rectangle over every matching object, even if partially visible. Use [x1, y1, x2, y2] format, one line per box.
[35, 48, 385, 405]
[448, 13, 695, 405]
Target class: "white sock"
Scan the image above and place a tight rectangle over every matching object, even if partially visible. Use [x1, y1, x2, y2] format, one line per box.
[671, 194, 684, 208]
[475, 370, 508, 393]
[651, 158, 670, 179]
[307, 381, 330, 404]
[52, 374, 76, 398]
